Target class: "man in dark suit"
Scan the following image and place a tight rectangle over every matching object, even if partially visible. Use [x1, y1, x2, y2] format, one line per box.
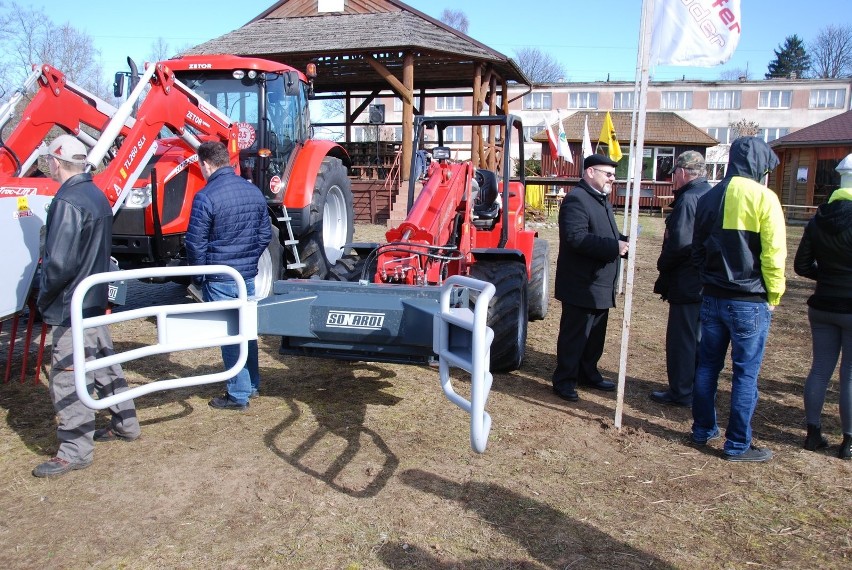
[552, 154, 629, 402]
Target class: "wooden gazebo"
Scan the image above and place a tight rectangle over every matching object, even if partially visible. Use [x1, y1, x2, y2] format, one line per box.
[182, 0, 530, 181]
[770, 109, 852, 212]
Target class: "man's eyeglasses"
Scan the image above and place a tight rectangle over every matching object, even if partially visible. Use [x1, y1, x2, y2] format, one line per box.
[591, 168, 616, 179]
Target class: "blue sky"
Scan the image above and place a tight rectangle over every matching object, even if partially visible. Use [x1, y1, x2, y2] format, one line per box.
[41, 0, 852, 83]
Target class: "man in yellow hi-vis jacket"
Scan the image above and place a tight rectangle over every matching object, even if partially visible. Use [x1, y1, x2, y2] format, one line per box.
[690, 136, 786, 463]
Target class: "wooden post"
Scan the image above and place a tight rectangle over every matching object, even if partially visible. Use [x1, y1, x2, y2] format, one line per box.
[487, 75, 497, 170]
[402, 52, 414, 181]
[471, 63, 483, 168]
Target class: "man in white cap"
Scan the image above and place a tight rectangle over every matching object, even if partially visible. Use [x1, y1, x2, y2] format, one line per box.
[33, 134, 140, 478]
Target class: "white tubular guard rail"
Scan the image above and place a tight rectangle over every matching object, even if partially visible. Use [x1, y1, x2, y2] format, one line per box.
[70, 265, 256, 410]
[433, 276, 495, 453]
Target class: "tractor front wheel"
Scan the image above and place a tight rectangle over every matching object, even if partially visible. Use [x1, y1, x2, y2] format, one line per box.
[527, 238, 550, 321]
[469, 260, 528, 372]
[291, 157, 354, 279]
[255, 224, 283, 298]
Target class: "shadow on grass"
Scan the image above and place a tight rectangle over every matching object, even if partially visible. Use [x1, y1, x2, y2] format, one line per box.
[377, 468, 677, 569]
[262, 362, 401, 498]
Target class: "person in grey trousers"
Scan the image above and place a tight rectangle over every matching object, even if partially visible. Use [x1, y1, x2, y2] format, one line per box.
[794, 183, 852, 460]
[651, 151, 711, 407]
[34, 135, 141, 478]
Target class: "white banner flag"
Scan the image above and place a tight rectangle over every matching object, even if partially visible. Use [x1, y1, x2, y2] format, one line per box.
[582, 116, 593, 160]
[650, 0, 742, 67]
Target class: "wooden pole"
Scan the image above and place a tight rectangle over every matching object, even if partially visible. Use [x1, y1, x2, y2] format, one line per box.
[402, 52, 414, 181]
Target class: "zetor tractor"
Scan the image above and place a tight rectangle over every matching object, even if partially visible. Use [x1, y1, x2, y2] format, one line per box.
[262, 114, 549, 372]
[0, 54, 355, 307]
[112, 55, 354, 297]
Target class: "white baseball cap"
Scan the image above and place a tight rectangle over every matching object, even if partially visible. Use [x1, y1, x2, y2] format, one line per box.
[44, 134, 87, 165]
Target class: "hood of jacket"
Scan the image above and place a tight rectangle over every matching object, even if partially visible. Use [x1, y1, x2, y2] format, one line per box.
[815, 187, 852, 235]
[726, 136, 780, 181]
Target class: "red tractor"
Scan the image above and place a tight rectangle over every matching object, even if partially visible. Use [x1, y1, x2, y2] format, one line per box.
[0, 54, 355, 318]
[263, 114, 549, 372]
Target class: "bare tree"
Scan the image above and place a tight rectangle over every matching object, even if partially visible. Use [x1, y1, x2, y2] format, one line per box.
[149, 37, 174, 63]
[440, 9, 469, 34]
[809, 24, 852, 78]
[0, 2, 107, 99]
[730, 118, 760, 139]
[718, 67, 753, 81]
[514, 47, 567, 83]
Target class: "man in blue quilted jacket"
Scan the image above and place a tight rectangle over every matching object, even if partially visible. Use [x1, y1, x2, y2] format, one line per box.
[186, 141, 272, 411]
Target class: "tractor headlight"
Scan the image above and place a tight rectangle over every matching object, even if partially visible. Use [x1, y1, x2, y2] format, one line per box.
[123, 185, 152, 209]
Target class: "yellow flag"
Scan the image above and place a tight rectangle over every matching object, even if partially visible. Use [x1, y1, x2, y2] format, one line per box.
[598, 111, 623, 162]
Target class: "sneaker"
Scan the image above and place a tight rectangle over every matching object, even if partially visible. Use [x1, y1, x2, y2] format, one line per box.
[725, 445, 773, 463]
[32, 456, 92, 478]
[691, 428, 721, 446]
[93, 428, 139, 443]
[208, 395, 248, 411]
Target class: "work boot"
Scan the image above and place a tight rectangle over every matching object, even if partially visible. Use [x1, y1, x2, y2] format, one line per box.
[32, 457, 92, 478]
[803, 424, 828, 451]
[840, 433, 852, 461]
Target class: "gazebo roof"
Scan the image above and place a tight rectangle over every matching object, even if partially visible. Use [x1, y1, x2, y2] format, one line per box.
[181, 0, 529, 93]
[534, 111, 719, 147]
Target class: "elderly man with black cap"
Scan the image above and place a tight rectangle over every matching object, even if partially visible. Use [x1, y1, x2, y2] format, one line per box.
[650, 151, 711, 407]
[552, 154, 629, 402]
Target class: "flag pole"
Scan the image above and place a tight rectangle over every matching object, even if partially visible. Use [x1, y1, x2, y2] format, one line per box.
[615, 0, 655, 430]
[617, 27, 646, 295]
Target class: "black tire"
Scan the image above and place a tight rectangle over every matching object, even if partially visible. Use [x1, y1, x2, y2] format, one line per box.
[291, 157, 354, 279]
[255, 224, 283, 298]
[469, 260, 528, 372]
[527, 238, 550, 321]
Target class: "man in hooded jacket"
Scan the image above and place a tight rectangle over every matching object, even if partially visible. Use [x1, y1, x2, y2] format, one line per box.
[690, 136, 786, 462]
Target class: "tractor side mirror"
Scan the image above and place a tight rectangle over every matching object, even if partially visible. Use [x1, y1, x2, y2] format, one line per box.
[283, 71, 300, 96]
[113, 72, 125, 98]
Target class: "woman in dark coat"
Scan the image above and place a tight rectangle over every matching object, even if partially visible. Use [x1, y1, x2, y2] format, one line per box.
[794, 186, 852, 460]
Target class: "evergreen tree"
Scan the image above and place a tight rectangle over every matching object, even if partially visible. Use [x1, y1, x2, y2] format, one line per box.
[765, 35, 812, 79]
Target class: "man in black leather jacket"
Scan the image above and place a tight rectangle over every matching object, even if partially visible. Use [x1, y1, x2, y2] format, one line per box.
[651, 151, 711, 407]
[33, 135, 140, 478]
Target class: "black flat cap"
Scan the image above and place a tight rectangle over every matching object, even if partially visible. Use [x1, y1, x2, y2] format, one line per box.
[583, 154, 618, 170]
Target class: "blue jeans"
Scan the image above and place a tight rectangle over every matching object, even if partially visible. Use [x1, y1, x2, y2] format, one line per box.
[202, 278, 259, 405]
[691, 296, 772, 455]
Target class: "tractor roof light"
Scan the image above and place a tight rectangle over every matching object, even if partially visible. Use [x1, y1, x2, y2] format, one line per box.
[306, 62, 317, 80]
[232, 70, 245, 80]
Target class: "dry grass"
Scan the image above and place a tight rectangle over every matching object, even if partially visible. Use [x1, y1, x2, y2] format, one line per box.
[1, 214, 850, 569]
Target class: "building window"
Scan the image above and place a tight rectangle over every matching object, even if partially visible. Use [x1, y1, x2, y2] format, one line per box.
[523, 123, 545, 143]
[809, 89, 845, 109]
[567, 92, 598, 109]
[660, 91, 693, 110]
[444, 126, 465, 142]
[707, 127, 731, 144]
[707, 162, 727, 182]
[393, 96, 422, 112]
[523, 92, 552, 110]
[613, 91, 634, 110]
[435, 96, 465, 111]
[814, 159, 841, 205]
[614, 147, 673, 181]
[758, 90, 792, 108]
[708, 90, 741, 109]
[758, 127, 789, 142]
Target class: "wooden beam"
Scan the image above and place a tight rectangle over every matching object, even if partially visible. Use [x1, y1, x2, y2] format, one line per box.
[364, 55, 413, 105]
[472, 63, 483, 168]
[401, 51, 414, 181]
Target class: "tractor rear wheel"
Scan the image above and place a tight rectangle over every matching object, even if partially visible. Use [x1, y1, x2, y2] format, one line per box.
[255, 224, 282, 298]
[527, 238, 550, 321]
[291, 157, 354, 279]
[469, 260, 528, 372]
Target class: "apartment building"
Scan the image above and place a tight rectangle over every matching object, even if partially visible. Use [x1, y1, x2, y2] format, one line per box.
[355, 76, 852, 182]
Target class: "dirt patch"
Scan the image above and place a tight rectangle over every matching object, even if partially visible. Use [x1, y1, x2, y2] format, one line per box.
[1, 215, 850, 569]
